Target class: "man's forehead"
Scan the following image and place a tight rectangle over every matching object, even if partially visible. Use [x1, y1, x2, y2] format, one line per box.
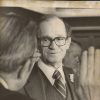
[40, 17, 65, 29]
[39, 17, 67, 37]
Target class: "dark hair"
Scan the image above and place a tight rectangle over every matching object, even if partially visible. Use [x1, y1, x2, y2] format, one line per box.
[37, 15, 72, 38]
[70, 41, 82, 62]
[71, 39, 82, 50]
[0, 12, 37, 73]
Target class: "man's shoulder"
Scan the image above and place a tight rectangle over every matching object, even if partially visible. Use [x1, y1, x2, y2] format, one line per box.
[5, 91, 32, 100]
[0, 84, 33, 100]
[31, 62, 39, 74]
[7, 93, 33, 100]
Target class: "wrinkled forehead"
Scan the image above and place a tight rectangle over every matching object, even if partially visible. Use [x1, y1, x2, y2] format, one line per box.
[39, 17, 67, 38]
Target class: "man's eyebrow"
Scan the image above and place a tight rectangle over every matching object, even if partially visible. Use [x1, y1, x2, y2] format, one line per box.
[40, 36, 51, 39]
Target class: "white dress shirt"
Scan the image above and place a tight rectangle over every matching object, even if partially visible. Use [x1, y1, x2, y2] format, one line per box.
[38, 59, 66, 86]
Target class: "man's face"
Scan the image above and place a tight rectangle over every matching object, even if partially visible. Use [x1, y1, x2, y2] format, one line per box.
[39, 17, 71, 65]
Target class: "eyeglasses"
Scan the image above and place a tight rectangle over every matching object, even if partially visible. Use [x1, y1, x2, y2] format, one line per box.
[39, 37, 69, 47]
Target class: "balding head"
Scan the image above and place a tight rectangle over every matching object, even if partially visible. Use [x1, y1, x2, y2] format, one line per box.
[37, 16, 71, 38]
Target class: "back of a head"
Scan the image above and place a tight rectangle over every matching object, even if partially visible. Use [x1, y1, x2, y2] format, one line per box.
[70, 41, 82, 54]
[0, 12, 37, 73]
[63, 41, 82, 68]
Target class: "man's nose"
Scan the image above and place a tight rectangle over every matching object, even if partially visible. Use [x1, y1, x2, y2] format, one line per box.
[49, 41, 57, 49]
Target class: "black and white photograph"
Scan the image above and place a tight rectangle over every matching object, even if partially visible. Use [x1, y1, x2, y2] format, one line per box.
[0, 1, 100, 100]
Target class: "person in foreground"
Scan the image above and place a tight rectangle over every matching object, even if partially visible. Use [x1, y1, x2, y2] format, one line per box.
[0, 12, 40, 100]
[21, 15, 78, 100]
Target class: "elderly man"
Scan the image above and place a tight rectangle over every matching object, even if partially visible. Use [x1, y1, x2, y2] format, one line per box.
[20, 15, 100, 100]
[21, 16, 77, 100]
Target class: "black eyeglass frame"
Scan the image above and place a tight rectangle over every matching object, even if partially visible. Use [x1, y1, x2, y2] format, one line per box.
[38, 36, 70, 47]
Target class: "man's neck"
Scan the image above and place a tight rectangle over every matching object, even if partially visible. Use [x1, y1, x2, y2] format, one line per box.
[41, 59, 62, 69]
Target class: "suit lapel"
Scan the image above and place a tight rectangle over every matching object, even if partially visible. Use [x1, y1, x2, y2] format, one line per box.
[24, 63, 45, 100]
[64, 67, 78, 100]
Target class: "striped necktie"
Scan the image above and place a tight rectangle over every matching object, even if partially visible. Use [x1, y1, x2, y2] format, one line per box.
[52, 70, 67, 99]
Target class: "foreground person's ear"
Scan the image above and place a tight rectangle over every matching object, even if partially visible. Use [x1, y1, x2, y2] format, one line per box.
[66, 37, 71, 49]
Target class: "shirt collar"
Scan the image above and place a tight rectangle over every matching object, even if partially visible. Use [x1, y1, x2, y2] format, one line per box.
[38, 59, 66, 85]
[0, 77, 8, 89]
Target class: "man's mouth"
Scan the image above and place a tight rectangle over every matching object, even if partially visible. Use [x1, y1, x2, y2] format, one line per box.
[49, 52, 58, 55]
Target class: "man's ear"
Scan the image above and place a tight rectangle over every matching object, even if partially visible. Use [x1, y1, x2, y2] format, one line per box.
[66, 37, 71, 50]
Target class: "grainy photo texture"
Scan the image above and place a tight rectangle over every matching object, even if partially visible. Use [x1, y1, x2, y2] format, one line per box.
[0, 1, 100, 100]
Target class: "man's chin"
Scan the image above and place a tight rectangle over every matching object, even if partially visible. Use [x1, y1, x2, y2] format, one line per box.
[47, 58, 61, 64]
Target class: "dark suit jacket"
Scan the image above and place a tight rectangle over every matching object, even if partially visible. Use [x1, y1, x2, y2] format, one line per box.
[20, 63, 78, 100]
[0, 84, 33, 100]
